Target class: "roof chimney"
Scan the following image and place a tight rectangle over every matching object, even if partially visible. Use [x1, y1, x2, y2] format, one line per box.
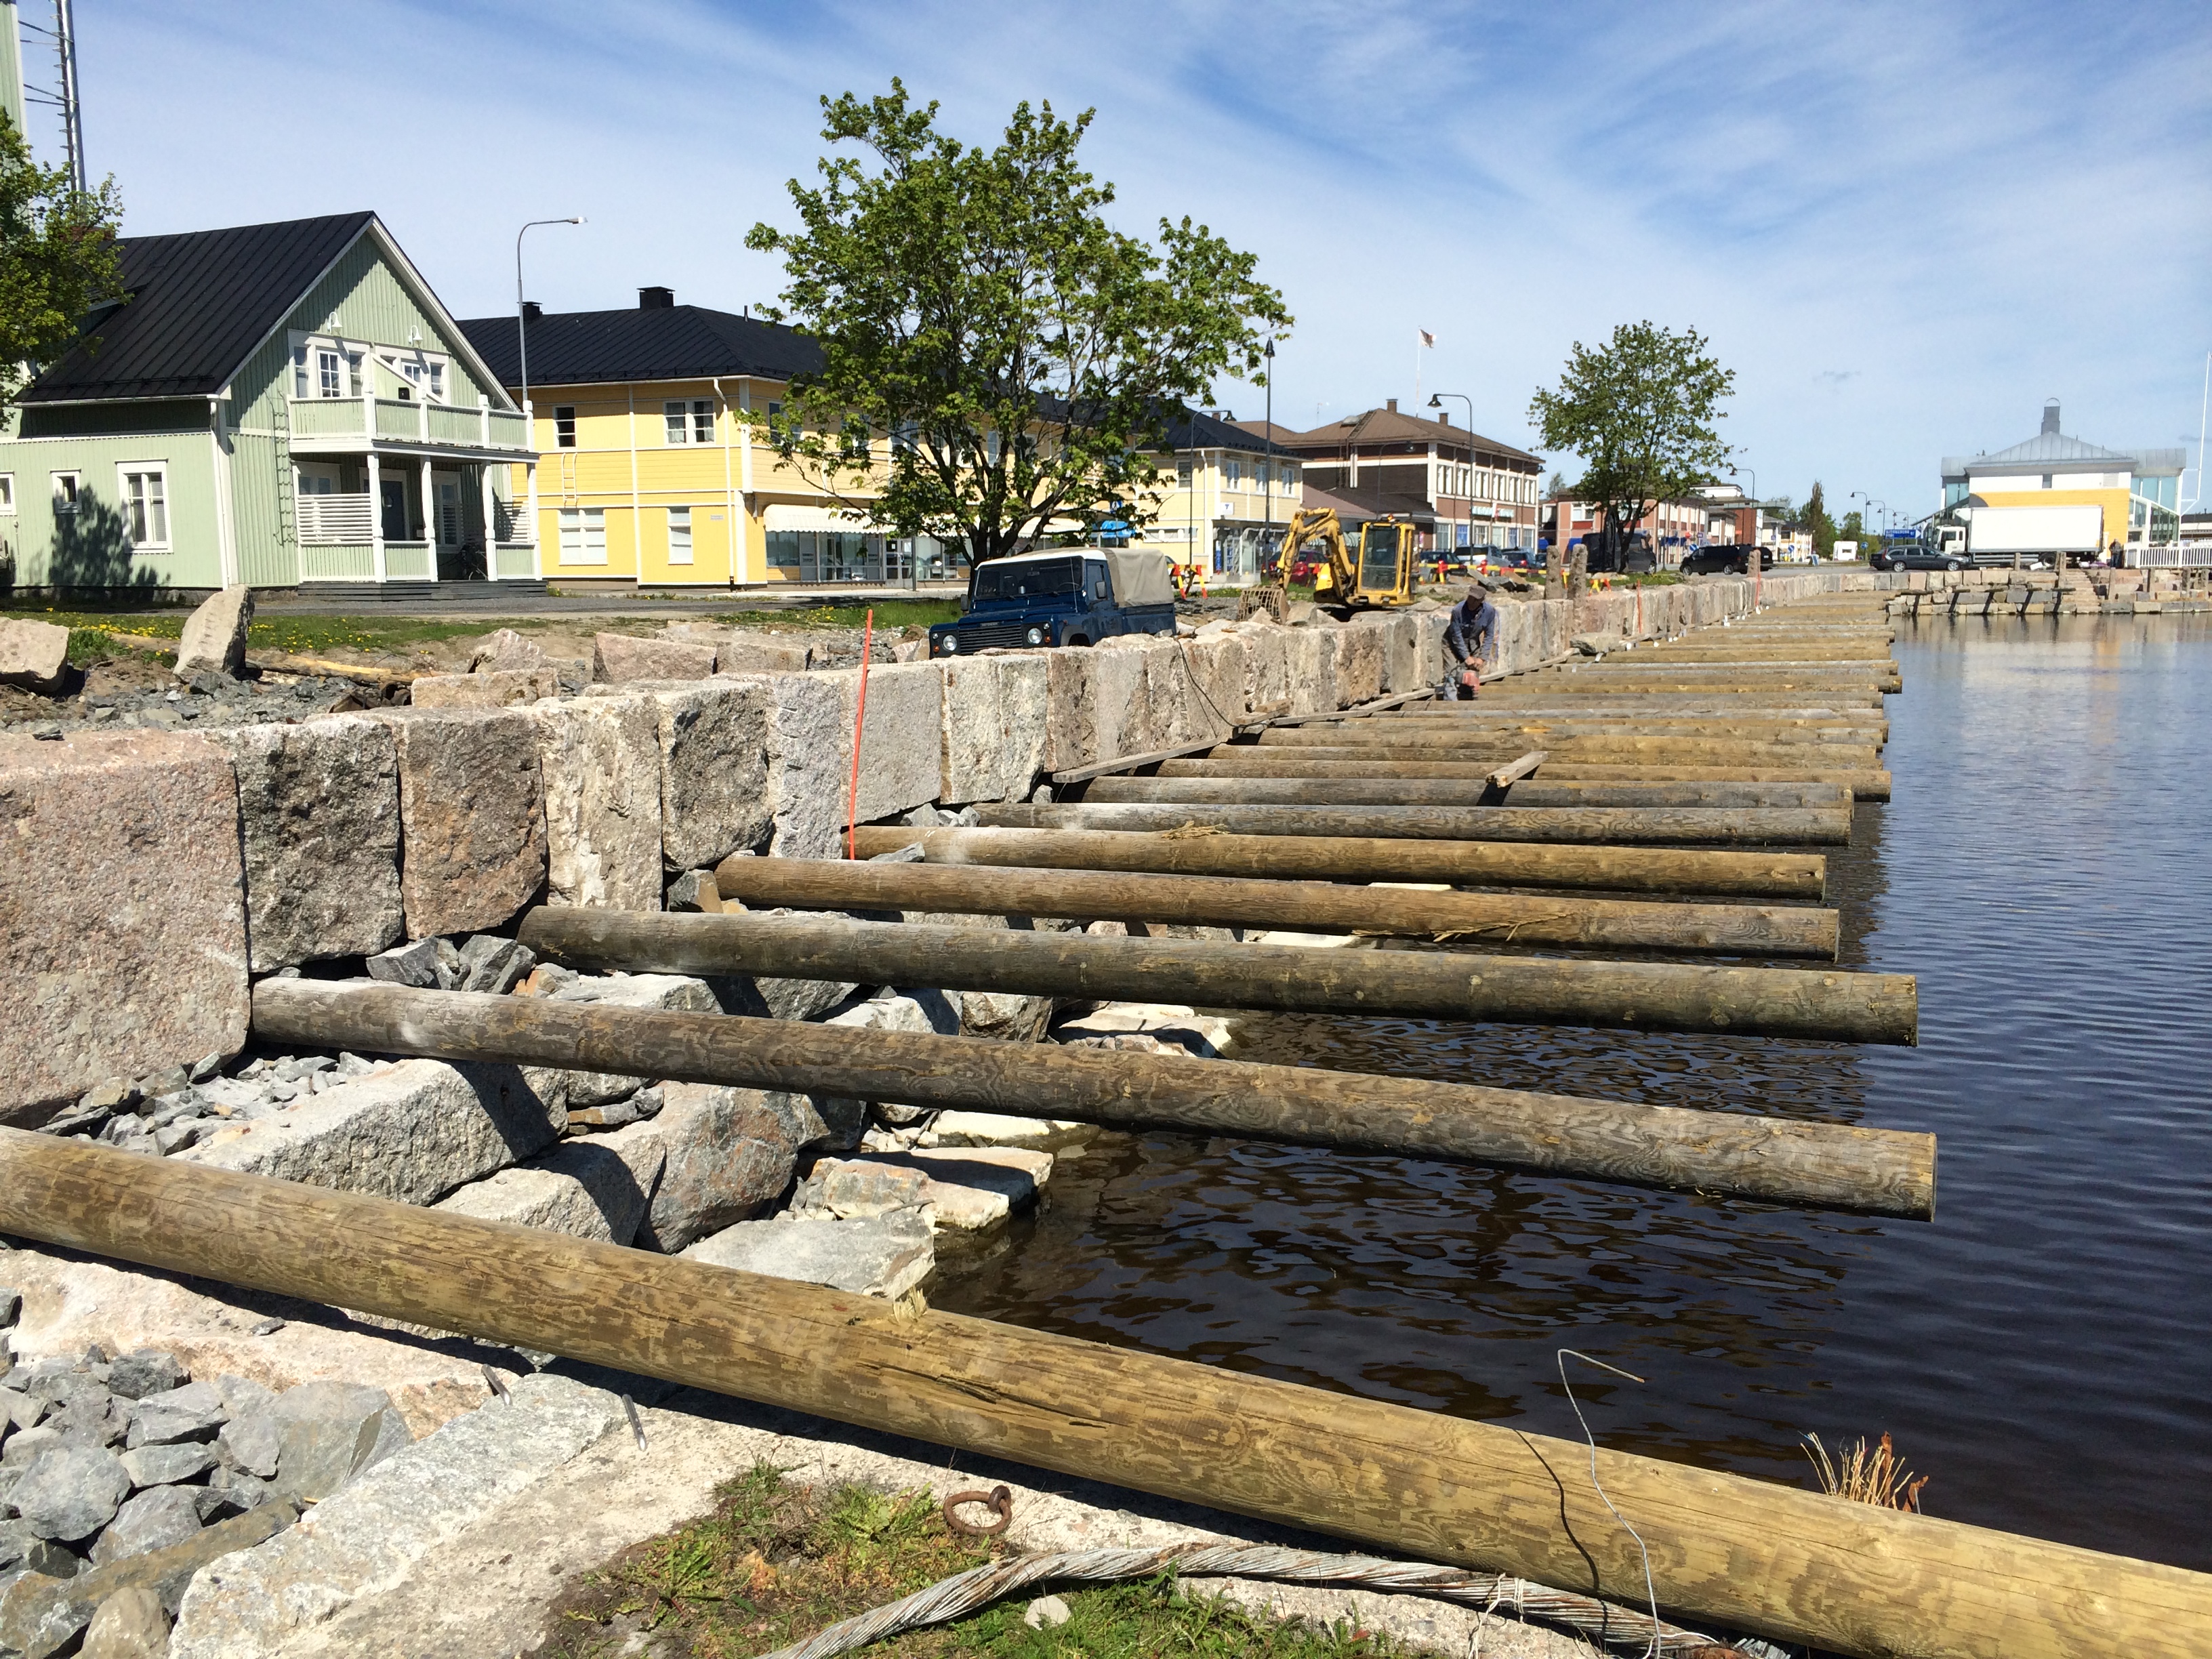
[1437, 410, 1450, 426]
[520, 300, 542, 322]
[2042, 399, 2061, 435]
[1386, 397, 1398, 413]
[638, 286, 674, 310]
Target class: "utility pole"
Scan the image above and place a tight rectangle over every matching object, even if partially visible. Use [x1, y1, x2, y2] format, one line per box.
[1262, 336, 1275, 586]
[14, 0, 85, 190]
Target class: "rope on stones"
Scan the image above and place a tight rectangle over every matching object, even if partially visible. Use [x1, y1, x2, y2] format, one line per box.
[754, 1542, 1761, 1659]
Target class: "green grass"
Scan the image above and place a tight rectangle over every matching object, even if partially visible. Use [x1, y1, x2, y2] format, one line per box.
[708, 600, 960, 632]
[6, 607, 554, 662]
[547, 1465, 1404, 1659]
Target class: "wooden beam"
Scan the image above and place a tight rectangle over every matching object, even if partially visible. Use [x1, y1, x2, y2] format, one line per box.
[712, 855, 1842, 959]
[517, 908, 1916, 1044]
[251, 981, 1915, 1210]
[5, 1129, 2204, 1659]
[970, 801, 1855, 846]
[1487, 749, 1548, 788]
[847, 825, 1828, 899]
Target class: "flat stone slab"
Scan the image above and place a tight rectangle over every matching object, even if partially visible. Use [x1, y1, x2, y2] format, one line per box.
[680, 1211, 933, 1299]
[832, 1147, 1052, 1233]
[211, 716, 403, 972]
[640, 679, 774, 870]
[818, 661, 944, 825]
[407, 668, 560, 709]
[0, 731, 249, 1120]
[168, 1376, 615, 1659]
[940, 655, 1047, 804]
[592, 632, 716, 682]
[181, 1058, 565, 1207]
[920, 1111, 1100, 1154]
[432, 1133, 664, 1246]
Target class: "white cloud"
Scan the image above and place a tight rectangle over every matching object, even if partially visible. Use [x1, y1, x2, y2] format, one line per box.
[44, 0, 2211, 515]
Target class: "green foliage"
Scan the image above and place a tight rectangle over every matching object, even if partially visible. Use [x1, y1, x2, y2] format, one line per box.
[746, 81, 1288, 565]
[1803, 480, 1836, 557]
[1528, 321, 1734, 555]
[708, 599, 960, 632]
[0, 112, 123, 414]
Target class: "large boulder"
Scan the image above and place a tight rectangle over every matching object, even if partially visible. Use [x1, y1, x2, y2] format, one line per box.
[817, 661, 944, 825]
[407, 668, 560, 709]
[528, 696, 663, 912]
[592, 632, 715, 682]
[600, 1081, 804, 1253]
[940, 654, 1048, 803]
[1236, 621, 1290, 718]
[171, 586, 252, 679]
[708, 671, 846, 858]
[264, 1381, 411, 1504]
[9, 1443, 131, 1540]
[368, 709, 548, 940]
[210, 716, 404, 972]
[431, 1134, 665, 1246]
[1328, 619, 1384, 705]
[89, 1486, 206, 1566]
[180, 1059, 565, 1206]
[1282, 625, 1338, 715]
[0, 732, 248, 1121]
[467, 628, 546, 672]
[712, 633, 813, 674]
[0, 617, 70, 692]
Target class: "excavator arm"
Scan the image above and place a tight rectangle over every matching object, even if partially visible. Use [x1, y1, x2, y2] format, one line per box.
[1240, 508, 1353, 623]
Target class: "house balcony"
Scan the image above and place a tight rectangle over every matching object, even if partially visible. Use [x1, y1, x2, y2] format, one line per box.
[294, 473, 537, 586]
[287, 394, 532, 459]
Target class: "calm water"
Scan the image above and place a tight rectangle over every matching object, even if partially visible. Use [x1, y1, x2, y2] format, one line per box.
[933, 615, 2212, 1569]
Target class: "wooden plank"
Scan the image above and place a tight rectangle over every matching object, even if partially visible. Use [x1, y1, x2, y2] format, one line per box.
[518, 907, 1916, 1044]
[1487, 749, 1548, 788]
[251, 981, 1912, 1210]
[1050, 738, 1241, 787]
[5, 1129, 2205, 1659]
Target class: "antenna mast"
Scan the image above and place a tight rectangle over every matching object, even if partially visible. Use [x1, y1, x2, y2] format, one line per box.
[16, 0, 83, 188]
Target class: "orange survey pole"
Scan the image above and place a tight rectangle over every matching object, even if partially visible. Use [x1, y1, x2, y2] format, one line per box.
[846, 607, 874, 859]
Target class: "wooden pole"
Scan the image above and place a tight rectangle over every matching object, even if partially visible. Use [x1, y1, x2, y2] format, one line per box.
[970, 802, 1856, 846]
[1244, 739, 1886, 770]
[711, 855, 1843, 959]
[1080, 777, 1854, 812]
[1162, 760, 1856, 805]
[5, 1130, 2203, 1659]
[516, 908, 1916, 1044]
[1293, 720, 1884, 747]
[846, 825, 1828, 898]
[250, 981, 1914, 1210]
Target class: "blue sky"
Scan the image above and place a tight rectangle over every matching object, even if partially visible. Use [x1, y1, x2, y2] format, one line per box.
[33, 0, 2212, 520]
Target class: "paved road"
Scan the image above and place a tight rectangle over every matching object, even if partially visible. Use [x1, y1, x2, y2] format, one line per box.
[246, 582, 972, 619]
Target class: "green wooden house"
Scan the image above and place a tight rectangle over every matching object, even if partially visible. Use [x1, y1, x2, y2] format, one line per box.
[1, 211, 541, 597]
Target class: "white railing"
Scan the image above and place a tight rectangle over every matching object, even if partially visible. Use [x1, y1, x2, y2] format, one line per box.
[2136, 544, 2212, 569]
[297, 493, 375, 545]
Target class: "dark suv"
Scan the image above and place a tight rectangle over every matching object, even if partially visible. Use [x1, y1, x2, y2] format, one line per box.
[1680, 544, 1753, 574]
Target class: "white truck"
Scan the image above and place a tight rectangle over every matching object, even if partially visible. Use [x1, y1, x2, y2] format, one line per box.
[1936, 504, 2103, 567]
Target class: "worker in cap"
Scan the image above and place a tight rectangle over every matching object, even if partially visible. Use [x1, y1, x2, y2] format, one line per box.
[1440, 585, 1498, 699]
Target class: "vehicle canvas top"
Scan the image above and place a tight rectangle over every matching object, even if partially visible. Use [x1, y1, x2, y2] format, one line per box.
[972, 547, 1174, 606]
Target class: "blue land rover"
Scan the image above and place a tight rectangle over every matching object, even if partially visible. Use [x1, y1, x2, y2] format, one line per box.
[928, 548, 1179, 656]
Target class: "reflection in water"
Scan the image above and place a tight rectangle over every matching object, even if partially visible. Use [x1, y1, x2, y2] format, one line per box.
[932, 615, 2212, 1568]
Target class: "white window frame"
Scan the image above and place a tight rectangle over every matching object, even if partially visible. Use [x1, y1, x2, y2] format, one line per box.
[316, 348, 343, 398]
[0, 474, 14, 514]
[667, 505, 694, 566]
[52, 471, 80, 514]
[558, 506, 607, 565]
[691, 400, 715, 444]
[116, 463, 171, 550]
[553, 406, 577, 449]
[665, 401, 691, 445]
[1225, 458, 1242, 488]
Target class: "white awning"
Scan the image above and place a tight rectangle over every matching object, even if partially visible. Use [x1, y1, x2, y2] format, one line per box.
[761, 504, 882, 533]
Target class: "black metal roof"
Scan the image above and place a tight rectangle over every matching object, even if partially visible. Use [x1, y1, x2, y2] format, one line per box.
[18, 211, 378, 403]
[455, 304, 824, 389]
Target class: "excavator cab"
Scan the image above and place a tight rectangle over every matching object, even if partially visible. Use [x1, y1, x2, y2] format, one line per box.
[1354, 519, 1416, 605]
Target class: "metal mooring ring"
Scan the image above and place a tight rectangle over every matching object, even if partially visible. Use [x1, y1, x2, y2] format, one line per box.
[942, 1483, 1013, 1538]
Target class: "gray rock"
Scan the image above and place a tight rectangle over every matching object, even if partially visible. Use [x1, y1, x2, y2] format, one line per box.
[90, 1486, 205, 1566]
[0, 1521, 78, 1578]
[117, 1441, 215, 1489]
[939, 655, 1047, 804]
[169, 1376, 611, 1659]
[79, 1582, 170, 1659]
[819, 661, 945, 824]
[0, 1500, 293, 1659]
[635, 680, 775, 872]
[409, 667, 560, 709]
[9, 1444, 131, 1540]
[613, 1082, 800, 1253]
[368, 708, 548, 940]
[457, 935, 535, 994]
[1, 1427, 64, 1469]
[365, 937, 441, 988]
[204, 1465, 276, 1516]
[209, 717, 404, 970]
[680, 1211, 934, 1300]
[180, 1059, 565, 1207]
[0, 1290, 16, 1328]
[0, 617, 70, 693]
[266, 1382, 409, 1504]
[434, 935, 462, 988]
[123, 1382, 225, 1448]
[467, 627, 546, 674]
[528, 695, 665, 912]
[42, 1393, 123, 1448]
[210, 1377, 274, 1421]
[592, 632, 716, 682]
[432, 1132, 663, 1246]
[213, 1412, 280, 1480]
[171, 586, 253, 678]
[664, 869, 721, 912]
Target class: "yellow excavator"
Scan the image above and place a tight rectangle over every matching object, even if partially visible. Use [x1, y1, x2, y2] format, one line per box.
[1240, 508, 1418, 623]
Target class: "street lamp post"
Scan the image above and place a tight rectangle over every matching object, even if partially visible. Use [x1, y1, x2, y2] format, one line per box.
[515, 217, 586, 426]
[1263, 337, 1276, 584]
[1428, 392, 1474, 568]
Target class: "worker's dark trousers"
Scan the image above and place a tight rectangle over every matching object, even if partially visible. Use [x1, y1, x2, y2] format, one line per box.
[1439, 675, 1479, 701]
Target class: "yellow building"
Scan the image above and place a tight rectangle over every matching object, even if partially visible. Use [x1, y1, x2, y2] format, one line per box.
[1940, 401, 2186, 554]
[1122, 409, 1300, 579]
[457, 288, 902, 588]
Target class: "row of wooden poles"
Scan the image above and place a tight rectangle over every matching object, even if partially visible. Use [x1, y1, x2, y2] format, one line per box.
[12, 592, 2207, 1655]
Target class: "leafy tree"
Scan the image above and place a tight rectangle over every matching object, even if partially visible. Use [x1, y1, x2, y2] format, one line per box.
[746, 82, 1288, 565]
[0, 113, 123, 414]
[1528, 322, 1734, 575]
[1803, 480, 1836, 558]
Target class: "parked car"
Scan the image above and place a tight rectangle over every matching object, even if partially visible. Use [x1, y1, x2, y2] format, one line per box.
[928, 548, 1178, 655]
[1870, 543, 1969, 573]
[1679, 544, 1750, 574]
[1578, 532, 1656, 575]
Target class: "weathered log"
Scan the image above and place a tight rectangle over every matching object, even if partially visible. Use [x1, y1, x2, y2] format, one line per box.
[970, 800, 1854, 846]
[1252, 735, 1886, 769]
[1509, 674, 1897, 694]
[21, 1135, 2198, 1659]
[250, 980, 1907, 1207]
[1349, 718, 1885, 746]
[1543, 764, 1891, 801]
[1160, 759, 1854, 806]
[518, 907, 1914, 1044]
[848, 825, 1826, 898]
[1376, 708, 1887, 733]
[1081, 776, 1853, 814]
[712, 854, 1843, 958]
